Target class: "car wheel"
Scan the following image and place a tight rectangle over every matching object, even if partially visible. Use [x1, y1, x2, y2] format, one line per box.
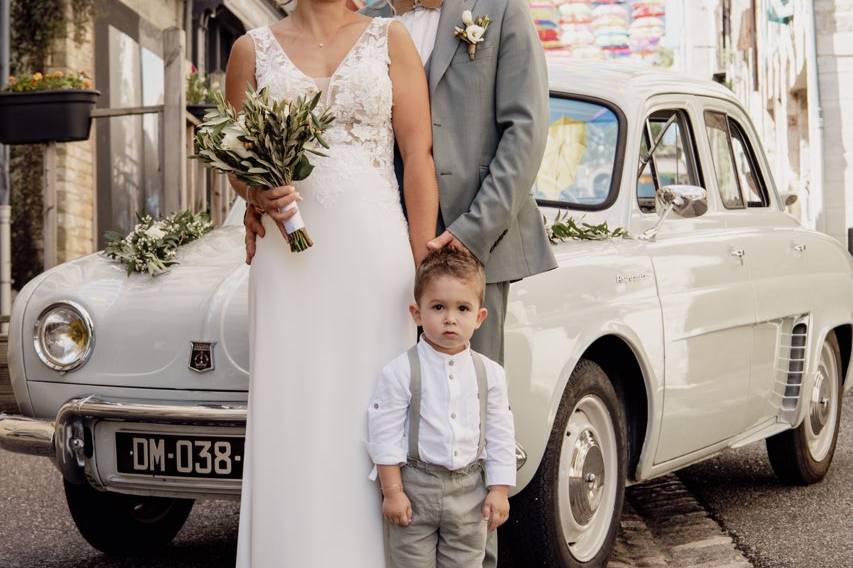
[508, 359, 627, 567]
[766, 331, 844, 485]
[64, 479, 194, 555]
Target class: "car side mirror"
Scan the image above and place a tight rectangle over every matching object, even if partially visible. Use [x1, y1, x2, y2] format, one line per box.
[657, 185, 709, 219]
[640, 185, 708, 241]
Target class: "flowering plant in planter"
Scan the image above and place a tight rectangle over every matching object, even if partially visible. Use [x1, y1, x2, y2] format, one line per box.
[4, 70, 93, 93]
[186, 68, 221, 120]
[0, 69, 99, 145]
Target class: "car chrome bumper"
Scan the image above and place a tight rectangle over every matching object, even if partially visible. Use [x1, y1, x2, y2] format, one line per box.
[0, 414, 56, 456]
[1, 395, 248, 499]
[1, 395, 529, 498]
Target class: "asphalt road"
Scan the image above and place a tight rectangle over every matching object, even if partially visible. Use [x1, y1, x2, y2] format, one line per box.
[1, 393, 850, 567]
[678, 391, 853, 568]
[0, 451, 241, 568]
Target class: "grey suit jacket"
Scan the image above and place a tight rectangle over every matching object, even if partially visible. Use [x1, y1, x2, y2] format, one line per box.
[363, 0, 557, 283]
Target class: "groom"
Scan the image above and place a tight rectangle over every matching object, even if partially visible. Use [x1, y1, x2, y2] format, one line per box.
[363, 0, 556, 369]
[367, 0, 555, 565]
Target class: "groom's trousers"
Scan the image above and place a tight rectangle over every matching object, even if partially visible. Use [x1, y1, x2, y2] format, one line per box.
[470, 280, 510, 568]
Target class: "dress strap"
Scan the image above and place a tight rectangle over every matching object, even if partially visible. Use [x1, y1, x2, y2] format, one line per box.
[406, 346, 422, 461]
[247, 27, 277, 87]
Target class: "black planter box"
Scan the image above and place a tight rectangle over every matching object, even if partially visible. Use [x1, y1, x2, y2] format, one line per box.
[187, 103, 216, 122]
[0, 89, 100, 145]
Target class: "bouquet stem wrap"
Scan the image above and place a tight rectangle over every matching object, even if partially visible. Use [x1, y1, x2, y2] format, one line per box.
[194, 87, 334, 253]
[280, 202, 313, 252]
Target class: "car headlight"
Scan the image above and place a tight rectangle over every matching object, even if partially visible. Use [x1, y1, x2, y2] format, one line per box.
[33, 301, 95, 372]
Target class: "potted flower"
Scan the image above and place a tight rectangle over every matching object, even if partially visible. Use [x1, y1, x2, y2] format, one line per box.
[0, 70, 99, 145]
[186, 68, 220, 121]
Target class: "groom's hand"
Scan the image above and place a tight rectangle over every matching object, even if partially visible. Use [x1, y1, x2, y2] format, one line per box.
[427, 230, 470, 255]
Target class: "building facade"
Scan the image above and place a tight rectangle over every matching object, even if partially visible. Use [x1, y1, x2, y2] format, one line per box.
[681, 0, 852, 250]
[9, 0, 284, 289]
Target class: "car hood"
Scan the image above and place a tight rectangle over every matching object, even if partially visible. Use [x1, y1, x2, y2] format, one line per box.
[19, 225, 251, 391]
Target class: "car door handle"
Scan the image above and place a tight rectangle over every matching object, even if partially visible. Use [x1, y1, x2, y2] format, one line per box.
[730, 248, 746, 265]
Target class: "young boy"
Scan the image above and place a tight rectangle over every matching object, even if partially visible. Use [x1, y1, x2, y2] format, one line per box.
[367, 247, 517, 567]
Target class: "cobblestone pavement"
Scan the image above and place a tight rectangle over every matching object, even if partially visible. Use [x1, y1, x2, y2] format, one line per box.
[608, 476, 751, 568]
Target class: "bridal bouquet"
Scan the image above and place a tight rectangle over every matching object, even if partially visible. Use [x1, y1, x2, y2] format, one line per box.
[103, 210, 213, 276]
[194, 87, 334, 252]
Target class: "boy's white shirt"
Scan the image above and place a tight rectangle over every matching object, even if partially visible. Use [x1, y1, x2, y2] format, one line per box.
[367, 336, 517, 487]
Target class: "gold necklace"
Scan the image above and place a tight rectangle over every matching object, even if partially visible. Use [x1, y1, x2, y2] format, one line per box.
[290, 16, 331, 48]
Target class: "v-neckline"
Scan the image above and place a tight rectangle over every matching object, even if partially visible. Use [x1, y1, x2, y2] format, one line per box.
[267, 19, 376, 91]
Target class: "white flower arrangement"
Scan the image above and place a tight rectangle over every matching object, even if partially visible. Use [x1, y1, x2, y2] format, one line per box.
[455, 10, 491, 60]
[103, 210, 213, 276]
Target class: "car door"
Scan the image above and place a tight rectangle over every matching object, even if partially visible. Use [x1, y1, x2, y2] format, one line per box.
[629, 97, 755, 463]
[703, 103, 812, 428]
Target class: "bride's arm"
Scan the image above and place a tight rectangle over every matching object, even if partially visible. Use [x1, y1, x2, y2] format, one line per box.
[224, 35, 258, 205]
[388, 21, 440, 266]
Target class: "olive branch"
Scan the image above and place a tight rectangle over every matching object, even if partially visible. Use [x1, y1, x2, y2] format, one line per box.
[544, 210, 629, 243]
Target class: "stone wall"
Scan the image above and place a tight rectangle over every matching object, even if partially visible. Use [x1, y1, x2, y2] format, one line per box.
[815, 0, 853, 248]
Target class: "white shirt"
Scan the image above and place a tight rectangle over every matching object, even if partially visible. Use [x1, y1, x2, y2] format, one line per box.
[367, 337, 517, 487]
[395, 6, 442, 65]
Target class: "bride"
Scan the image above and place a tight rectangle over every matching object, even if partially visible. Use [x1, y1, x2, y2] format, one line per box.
[223, 1, 439, 565]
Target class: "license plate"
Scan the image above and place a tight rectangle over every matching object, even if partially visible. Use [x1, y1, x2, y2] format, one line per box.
[115, 432, 245, 479]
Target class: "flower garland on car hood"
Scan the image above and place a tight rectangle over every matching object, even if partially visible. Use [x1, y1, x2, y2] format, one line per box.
[103, 210, 213, 276]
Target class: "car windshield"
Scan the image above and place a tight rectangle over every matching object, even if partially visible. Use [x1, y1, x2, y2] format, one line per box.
[533, 96, 621, 209]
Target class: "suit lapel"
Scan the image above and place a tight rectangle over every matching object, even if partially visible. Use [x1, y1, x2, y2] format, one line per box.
[429, 0, 476, 94]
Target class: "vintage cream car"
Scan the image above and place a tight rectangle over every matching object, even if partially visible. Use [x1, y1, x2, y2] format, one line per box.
[1, 63, 852, 567]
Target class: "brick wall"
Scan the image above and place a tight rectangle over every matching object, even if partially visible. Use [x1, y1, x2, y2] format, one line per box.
[45, 2, 97, 263]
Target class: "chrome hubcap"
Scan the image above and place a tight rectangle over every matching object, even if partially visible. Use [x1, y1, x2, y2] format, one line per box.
[558, 395, 618, 562]
[809, 371, 831, 436]
[568, 430, 605, 525]
[805, 340, 839, 462]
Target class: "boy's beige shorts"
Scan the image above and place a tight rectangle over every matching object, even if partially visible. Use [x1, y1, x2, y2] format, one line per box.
[386, 460, 488, 568]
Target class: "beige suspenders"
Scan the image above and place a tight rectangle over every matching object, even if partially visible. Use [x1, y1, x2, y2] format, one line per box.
[406, 346, 488, 463]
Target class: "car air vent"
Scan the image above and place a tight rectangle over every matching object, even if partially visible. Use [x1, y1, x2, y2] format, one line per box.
[777, 321, 808, 423]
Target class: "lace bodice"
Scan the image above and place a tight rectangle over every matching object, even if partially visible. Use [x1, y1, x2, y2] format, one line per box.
[248, 20, 396, 189]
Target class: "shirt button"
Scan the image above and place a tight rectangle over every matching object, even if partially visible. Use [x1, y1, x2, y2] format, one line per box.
[454, 450, 458, 456]
[449, 374, 454, 380]
[449, 360, 455, 366]
[373, 403, 379, 409]
[451, 413, 456, 419]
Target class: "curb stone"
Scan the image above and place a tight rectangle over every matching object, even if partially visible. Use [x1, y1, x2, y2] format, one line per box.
[609, 474, 753, 567]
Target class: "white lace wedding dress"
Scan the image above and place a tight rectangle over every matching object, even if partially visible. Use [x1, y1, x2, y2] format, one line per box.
[237, 18, 415, 567]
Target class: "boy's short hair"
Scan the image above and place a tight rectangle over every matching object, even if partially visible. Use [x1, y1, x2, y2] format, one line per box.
[414, 247, 486, 306]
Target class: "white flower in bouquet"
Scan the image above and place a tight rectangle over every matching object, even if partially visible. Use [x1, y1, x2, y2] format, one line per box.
[194, 87, 334, 253]
[144, 223, 167, 240]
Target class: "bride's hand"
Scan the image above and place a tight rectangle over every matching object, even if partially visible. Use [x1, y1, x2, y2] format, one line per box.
[248, 185, 302, 239]
[382, 491, 413, 527]
[244, 207, 265, 265]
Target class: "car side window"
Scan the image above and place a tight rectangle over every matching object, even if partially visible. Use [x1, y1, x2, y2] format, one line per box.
[636, 110, 700, 214]
[704, 111, 745, 209]
[728, 119, 769, 207]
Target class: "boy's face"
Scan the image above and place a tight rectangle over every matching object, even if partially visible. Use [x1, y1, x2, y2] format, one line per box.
[410, 275, 488, 355]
